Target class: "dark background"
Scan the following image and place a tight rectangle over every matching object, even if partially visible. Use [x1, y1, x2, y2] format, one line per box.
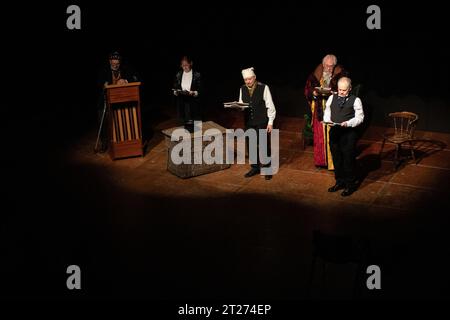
[2, 1, 450, 301]
[10, 1, 450, 136]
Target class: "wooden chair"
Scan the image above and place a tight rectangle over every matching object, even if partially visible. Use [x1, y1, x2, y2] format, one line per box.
[380, 111, 419, 169]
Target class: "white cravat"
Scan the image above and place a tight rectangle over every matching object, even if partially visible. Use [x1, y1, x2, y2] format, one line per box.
[181, 70, 193, 91]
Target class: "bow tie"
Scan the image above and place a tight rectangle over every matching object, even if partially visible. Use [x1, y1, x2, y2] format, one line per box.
[337, 96, 347, 107]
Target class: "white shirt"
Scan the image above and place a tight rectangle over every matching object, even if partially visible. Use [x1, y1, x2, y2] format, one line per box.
[238, 84, 277, 126]
[181, 70, 193, 91]
[323, 95, 364, 127]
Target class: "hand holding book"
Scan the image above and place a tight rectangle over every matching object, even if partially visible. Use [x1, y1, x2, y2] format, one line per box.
[223, 101, 249, 110]
[322, 121, 342, 126]
[172, 89, 192, 96]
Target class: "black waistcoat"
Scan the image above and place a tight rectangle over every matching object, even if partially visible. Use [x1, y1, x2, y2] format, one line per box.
[330, 94, 357, 123]
[241, 83, 268, 126]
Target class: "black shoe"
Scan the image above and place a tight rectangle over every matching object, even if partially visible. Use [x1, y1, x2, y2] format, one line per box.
[245, 168, 260, 178]
[265, 175, 272, 180]
[328, 183, 345, 192]
[341, 187, 356, 197]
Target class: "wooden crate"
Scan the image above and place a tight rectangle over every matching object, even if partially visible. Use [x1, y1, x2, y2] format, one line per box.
[162, 121, 231, 178]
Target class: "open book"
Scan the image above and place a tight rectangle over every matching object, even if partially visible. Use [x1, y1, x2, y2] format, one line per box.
[223, 101, 249, 109]
[323, 121, 341, 126]
[314, 86, 334, 95]
[172, 89, 191, 96]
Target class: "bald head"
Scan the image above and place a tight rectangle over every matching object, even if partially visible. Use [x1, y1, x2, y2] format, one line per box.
[338, 77, 351, 88]
[337, 77, 352, 97]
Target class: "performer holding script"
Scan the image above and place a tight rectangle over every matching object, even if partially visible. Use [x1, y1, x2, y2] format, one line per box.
[323, 77, 364, 197]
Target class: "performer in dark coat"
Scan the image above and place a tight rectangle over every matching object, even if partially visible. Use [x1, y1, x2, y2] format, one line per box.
[173, 56, 203, 130]
[96, 51, 139, 152]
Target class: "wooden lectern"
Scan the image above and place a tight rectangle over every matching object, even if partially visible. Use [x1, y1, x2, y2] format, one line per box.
[105, 82, 143, 160]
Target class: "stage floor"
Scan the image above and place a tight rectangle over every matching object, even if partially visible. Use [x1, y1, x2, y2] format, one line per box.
[72, 115, 450, 216]
[4, 115, 450, 299]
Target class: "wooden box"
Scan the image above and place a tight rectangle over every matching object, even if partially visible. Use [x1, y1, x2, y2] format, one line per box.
[162, 121, 231, 178]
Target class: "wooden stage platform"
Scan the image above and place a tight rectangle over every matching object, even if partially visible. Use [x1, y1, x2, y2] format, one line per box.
[5, 115, 450, 300]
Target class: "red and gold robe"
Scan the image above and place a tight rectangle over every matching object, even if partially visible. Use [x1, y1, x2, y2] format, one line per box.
[304, 64, 348, 170]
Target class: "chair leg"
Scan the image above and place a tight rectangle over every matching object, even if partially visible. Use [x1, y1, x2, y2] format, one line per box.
[306, 254, 317, 298]
[320, 260, 327, 297]
[394, 144, 400, 170]
[409, 141, 415, 161]
[353, 263, 363, 299]
[379, 138, 386, 157]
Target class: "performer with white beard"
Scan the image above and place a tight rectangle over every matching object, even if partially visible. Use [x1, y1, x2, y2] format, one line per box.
[304, 54, 348, 170]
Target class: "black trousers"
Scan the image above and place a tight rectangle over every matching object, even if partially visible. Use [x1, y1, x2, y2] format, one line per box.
[177, 96, 201, 125]
[330, 126, 358, 187]
[246, 122, 271, 170]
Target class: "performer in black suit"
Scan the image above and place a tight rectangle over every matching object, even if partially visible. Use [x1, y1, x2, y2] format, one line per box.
[173, 56, 203, 131]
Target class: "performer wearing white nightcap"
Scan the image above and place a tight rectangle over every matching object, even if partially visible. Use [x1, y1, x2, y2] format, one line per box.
[238, 67, 276, 180]
[241, 67, 256, 79]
